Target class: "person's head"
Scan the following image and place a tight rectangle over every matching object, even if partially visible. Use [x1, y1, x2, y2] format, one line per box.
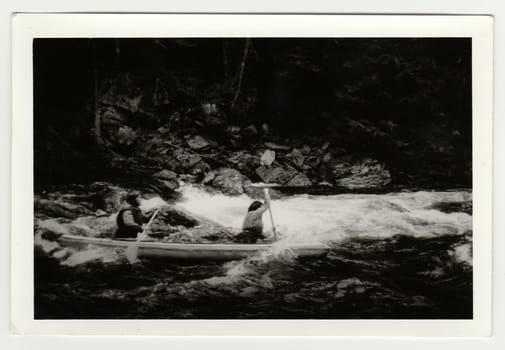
[248, 200, 263, 212]
[125, 192, 141, 207]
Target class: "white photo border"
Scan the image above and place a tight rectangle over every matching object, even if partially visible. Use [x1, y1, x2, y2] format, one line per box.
[11, 13, 493, 336]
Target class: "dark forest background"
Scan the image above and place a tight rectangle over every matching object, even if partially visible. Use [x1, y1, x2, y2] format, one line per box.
[33, 38, 472, 192]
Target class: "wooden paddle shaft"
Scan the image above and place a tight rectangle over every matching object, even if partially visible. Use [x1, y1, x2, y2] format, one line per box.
[143, 209, 159, 233]
[263, 188, 278, 241]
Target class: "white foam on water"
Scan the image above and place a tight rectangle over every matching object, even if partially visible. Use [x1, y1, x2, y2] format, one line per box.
[177, 184, 472, 244]
[449, 243, 473, 266]
[140, 197, 169, 212]
[60, 246, 124, 266]
[34, 232, 61, 253]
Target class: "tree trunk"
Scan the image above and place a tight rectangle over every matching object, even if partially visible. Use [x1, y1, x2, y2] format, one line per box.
[92, 39, 104, 147]
[231, 38, 251, 111]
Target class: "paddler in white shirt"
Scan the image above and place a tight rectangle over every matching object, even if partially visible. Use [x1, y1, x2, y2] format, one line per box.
[234, 195, 271, 243]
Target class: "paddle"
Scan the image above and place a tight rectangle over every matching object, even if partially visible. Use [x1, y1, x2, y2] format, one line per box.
[126, 209, 159, 264]
[263, 188, 278, 242]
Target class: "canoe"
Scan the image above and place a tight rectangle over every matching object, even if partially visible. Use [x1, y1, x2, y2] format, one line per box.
[58, 234, 331, 261]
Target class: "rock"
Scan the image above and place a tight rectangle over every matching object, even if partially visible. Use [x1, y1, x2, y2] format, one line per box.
[260, 150, 276, 166]
[262, 123, 270, 134]
[209, 168, 248, 195]
[191, 161, 211, 175]
[173, 148, 201, 171]
[152, 169, 179, 192]
[333, 158, 391, 189]
[100, 106, 128, 127]
[150, 205, 200, 233]
[226, 125, 241, 135]
[256, 165, 311, 186]
[153, 169, 177, 181]
[264, 142, 291, 151]
[116, 126, 137, 146]
[34, 198, 94, 219]
[286, 148, 305, 167]
[306, 155, 321, 168]
[158, 125, 170, 134]
[202, 103, 218, 115]
[202, 170, 217, 184]
[227, 151, 260, 175]
[301, 145, 312, 154]
[187, 135, 210, 150]
[161, 155, 182, 172]
[285, 173, 312, 186]
[87, 182, 127, 213]
[322, 152, 332, 163]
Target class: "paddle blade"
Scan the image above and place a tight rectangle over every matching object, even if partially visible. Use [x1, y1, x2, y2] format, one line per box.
[125, 242, 139, 264]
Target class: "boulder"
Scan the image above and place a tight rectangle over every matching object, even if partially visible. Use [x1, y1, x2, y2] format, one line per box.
[305, 155, 321, 168]
[152, 169, 179, 192]
[227, 151, 260, 175]
[333, 158, 391, 189]
[161, 155, 182, 172]
[301, 145, 312, 155]
[100, 106, 128, 127]
[191, 161, 211, 175]
[173, 148, 202, 171]
[264, 142, 291, 151]
[255, 165, 311, 186]
[149, 205, 201, 236]
[286, 148, 305, 167]
[260, 150, 276, 166]
[202, 103, 218, 115]
[34, 199, 93, 219]
[157, 125, 170, 134]
[285, 173, 312, 186]
[208, 168, 248, 195]
[116, 126, 137, 146]
[187, 135, 210, 150]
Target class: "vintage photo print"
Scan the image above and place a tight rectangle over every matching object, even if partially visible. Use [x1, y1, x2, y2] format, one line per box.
[11, 14, 493, 336]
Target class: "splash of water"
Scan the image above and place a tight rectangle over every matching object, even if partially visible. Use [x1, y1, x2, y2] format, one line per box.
[177, 184, 472, 244]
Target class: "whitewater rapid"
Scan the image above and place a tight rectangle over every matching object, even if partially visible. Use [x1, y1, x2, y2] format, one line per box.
[176, 184, 472, 244]
[35, 184, 472, 267]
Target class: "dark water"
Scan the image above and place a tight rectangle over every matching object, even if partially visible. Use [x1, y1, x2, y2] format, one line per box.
[34, 234, 472, 319]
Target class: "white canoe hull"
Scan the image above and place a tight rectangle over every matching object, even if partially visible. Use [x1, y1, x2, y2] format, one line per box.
[58, 235, 330, 261]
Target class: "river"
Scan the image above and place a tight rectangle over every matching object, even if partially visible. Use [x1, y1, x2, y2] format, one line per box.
[34, 185, 473, 319]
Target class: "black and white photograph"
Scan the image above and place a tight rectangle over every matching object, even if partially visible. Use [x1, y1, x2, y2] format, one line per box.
[8, 14, 493, 337]
[32, 35, 474, 320]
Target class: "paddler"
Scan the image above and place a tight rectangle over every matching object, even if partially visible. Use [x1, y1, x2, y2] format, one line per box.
[234, 195, 271, 243]
[114, 192, 153, 239]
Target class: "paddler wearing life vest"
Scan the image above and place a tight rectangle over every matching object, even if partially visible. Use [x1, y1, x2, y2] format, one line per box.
[234, 194, 271, 243]
[114, 192, 153, 239]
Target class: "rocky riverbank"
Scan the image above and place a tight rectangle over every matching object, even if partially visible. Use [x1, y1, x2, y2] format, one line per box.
[34, 38, 472, 194]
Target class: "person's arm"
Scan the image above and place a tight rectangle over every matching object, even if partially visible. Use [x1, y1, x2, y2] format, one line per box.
[249, 201, 270, 220]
